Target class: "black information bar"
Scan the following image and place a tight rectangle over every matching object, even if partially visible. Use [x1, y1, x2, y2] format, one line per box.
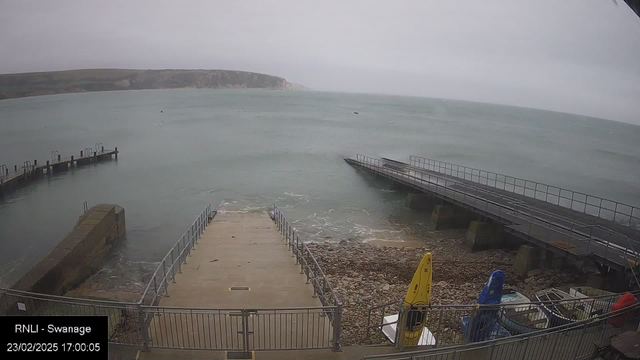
[1, 316, 107, 359]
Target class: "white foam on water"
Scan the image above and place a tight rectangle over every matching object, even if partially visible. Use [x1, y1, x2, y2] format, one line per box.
[217, 206, 266, 214]
[284, 192, 312, 203]
[352, 222, 410, 243]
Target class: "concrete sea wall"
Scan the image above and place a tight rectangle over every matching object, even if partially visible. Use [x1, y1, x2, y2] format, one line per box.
[10, 204, 126, 295]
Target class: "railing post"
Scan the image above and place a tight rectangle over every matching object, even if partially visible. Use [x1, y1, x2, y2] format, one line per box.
[572, 322, 588, 359]
[178, 241, 183, 271]
[395, 308, 406, 350]
[192, 223, 197, 249]
[153, 277, 158, 298]
[138, 304, 150, 351]
[171, 250, 176, 283]
[332, 303, 342, 351]
[163, 263, 170, 297]
[486, 341, 496, 360]
[305, 252, 310, 283]
[300, 244, 305, 274]
[291, 233, 296, 257]
[183, 236, 188, 264]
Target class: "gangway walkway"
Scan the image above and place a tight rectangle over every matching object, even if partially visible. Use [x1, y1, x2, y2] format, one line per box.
[142, 209, 337, 352]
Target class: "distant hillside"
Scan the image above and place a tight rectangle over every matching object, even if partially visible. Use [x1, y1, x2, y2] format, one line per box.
[0, 69, 309, 100]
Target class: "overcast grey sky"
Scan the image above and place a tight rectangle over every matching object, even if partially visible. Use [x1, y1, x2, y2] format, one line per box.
[1, 0, 639, 123]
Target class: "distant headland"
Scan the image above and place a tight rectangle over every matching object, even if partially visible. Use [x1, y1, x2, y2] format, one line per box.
[0, 69, 310, 100]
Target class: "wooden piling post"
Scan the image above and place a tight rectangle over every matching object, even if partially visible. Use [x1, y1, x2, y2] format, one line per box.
[34, 159, 37, 166]
[115, 147, 118, 160]
[14, 165, 17, 172]
[80, 150, 83, 158]
[101, 146, 104, 153]
[71, 156, 74, 166]
[57, 154, 61, 162]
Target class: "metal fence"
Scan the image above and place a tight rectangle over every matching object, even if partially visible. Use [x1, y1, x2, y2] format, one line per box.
[408, 155, 640, 230]
[365, 290, 637, 350]
[364, 300, 640, 360]
[0, 287, 143, 346]
[353, 155, 640, 272]
[140, 204, 214, 306]
[272, 204, 343, 349]
[142, 306, 336, 351]
[272, 204, 342, 309]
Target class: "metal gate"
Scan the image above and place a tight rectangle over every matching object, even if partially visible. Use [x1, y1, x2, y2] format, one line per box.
[142, 306, 337, 352]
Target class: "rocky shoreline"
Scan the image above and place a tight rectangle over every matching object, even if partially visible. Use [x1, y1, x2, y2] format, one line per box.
[307, 233, 590, 346]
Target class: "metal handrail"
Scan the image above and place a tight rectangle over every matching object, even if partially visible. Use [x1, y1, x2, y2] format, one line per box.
[409, 155, 640, 229]
[0, 287, 138, 307]
[364, 300, 640, 359]
[353, 155, 639, 269]
[365, 290, 638, 348]
[404, 157, 640, 261]
[272, 204, 343, 351]
[368, 290, 638, 312]
[272, 204, 341, 307]
[140, 304, 338, 311]
[139, 204, 213, 305]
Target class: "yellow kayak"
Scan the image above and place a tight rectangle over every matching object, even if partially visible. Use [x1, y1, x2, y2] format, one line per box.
[402, 252, 432, 345]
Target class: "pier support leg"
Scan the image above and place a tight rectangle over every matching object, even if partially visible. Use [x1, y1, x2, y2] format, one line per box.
[430, 205, 474, 230]
[544, 250, 563, 269]
[513, 245, 566, 275]
[514, 245, 544, 275]
[405, 193, 441, 212]
[390, 181, 412, 192]
[52, 163, 69, 172]
[465, 221, 505, 251]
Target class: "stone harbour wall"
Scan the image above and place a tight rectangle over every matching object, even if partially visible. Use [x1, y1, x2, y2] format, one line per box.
[10, 204, 126, 295]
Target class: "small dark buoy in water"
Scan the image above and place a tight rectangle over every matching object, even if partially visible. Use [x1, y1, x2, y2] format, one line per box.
[354, 111, 359, 114]
[160, 110, 163, 113]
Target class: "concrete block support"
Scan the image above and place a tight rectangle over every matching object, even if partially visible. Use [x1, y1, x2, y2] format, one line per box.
[514, 245, 545, 274]
[465, 221, 505, 251]
[405, 193, 441, 212]
[430, 205, 475, 230]
[390, 181, 412, 192]
[514, 245, 567, 274]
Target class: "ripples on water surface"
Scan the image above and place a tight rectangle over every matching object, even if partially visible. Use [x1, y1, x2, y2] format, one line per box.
[1, 89, 639, 288]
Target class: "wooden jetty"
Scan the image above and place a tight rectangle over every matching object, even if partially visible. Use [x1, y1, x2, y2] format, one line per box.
[0, 145, 118, 197]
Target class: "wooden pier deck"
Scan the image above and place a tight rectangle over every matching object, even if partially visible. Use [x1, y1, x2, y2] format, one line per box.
[0, 146, 118, 197]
